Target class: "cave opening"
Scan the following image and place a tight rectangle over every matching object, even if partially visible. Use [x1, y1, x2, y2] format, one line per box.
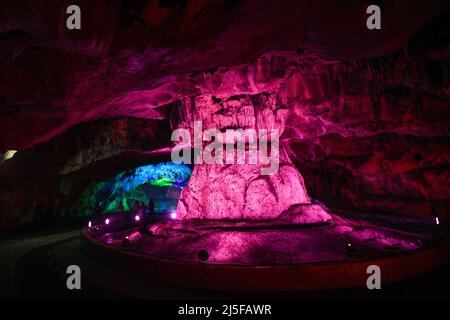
[79, 161, 192, 218]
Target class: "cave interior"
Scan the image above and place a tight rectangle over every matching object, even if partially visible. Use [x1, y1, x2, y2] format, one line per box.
[0, 0, 449, 298]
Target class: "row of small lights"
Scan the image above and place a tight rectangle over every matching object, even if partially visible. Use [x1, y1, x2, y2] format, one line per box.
[88, 214, 440, 228]
[87, 211, 178, 229]
[87, 212, 442, 255]
[87, 212, 441, 252]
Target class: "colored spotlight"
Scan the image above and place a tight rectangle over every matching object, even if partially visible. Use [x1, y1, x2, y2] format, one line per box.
[105, 218, 110, 225]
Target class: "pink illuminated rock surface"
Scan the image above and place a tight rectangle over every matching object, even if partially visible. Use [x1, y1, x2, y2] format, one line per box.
[174, 93, 320, 221]
[88, 213, 430, 265]
[0, 1, 448, 228]
[177, 163, 312, 220]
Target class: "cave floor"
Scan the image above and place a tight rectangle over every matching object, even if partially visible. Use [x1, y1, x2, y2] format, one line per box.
[2, 232, 450, 300]
[91, 213, 437, 265]
[0, 229, 80, 299]
[0, 212, 447, 299]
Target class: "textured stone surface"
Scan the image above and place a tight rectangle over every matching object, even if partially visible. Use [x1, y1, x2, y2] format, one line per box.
[0, 0, 447, 150]
[90, 213, 431, 265]
[174, 92, 315, 220]
[0, 118, 171, 229]
[0, 2, 448, 228]
[177, 163, 311, 220]
[278, 204, 332, 225]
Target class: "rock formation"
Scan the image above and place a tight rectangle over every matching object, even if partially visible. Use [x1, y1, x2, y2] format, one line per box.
[173, 94, 314, 220]
[0, 0, 448, 229]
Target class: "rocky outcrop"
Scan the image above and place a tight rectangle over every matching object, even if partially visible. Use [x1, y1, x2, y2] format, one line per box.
[174, 93, 314, 220]
[0, 1, 447, 151]
[0, 2, 448, 228]
[0, 118, 171, 229]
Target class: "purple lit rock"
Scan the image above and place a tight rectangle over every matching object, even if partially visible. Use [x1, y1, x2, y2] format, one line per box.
[138, 213, 428, 265]
[177, 162, 312, 220]
[279, 204, 332, 224]
[174, 93, 329, 222]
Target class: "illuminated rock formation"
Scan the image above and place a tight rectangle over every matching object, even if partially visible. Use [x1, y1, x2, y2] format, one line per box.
[174, 94, 328, 222]
[0, 0, 448, 229]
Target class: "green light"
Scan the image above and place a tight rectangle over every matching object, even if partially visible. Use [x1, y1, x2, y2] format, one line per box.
[122, 197, 130, 211]
[150, 177, 174, 187]
[75, 162, 191, 217]
[105, 198, 120, 213]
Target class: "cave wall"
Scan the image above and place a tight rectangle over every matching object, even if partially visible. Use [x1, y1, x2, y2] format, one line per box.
[282, 52, 449, 218]
[1, 0, 447, 151]
[0, 1, 448, 229]
[0, 117, 171, 229]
